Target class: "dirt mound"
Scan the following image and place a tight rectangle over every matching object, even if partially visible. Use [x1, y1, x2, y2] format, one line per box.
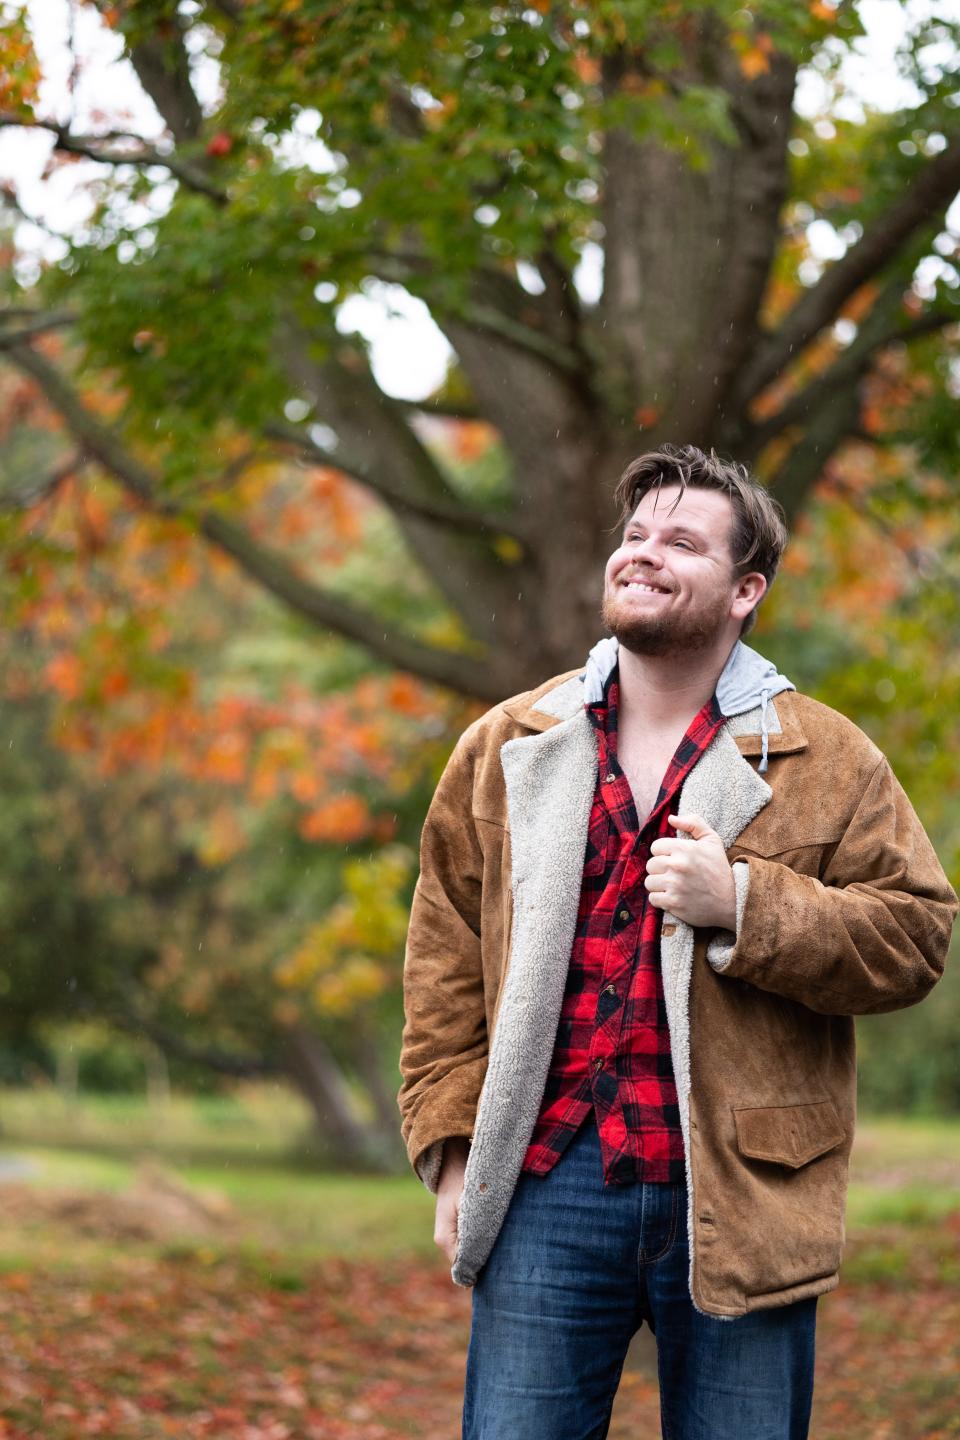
[0, 1160, 236, 1243]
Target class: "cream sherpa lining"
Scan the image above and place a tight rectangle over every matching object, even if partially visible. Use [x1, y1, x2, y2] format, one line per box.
[448, 675, 776, 1319]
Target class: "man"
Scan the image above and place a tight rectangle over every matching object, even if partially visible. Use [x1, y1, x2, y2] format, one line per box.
[397, 445, 957, 1440]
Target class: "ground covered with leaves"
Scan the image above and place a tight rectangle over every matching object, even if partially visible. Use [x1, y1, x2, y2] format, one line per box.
[0, 1109, 956, 1439]
[0, 1218, 956, 1439]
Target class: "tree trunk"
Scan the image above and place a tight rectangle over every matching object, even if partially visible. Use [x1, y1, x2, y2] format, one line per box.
[144, 1040, 171, 1111]
[280, 1023, 379, 1168]
[346, 1019, 406, 1167]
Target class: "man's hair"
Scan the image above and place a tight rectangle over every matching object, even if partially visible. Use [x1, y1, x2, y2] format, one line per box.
[613, 443, 787, 635]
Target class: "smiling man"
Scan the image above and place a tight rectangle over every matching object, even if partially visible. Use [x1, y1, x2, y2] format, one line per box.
[397, 444, 957, 1440]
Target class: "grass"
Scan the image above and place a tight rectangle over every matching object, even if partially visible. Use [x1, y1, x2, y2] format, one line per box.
[0, 1089, 955, 1312]
[1, 1098, 953, 1314]
[0, 1088, 957, 1262]
[0, 1082, 438, 1271]
[0, 1082, 319, 1167]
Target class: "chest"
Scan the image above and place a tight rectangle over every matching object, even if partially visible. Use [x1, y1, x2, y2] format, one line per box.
[617, 726, 691, 826]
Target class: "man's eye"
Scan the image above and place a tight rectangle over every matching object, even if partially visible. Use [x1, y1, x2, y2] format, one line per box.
[673, 540, 693, 550]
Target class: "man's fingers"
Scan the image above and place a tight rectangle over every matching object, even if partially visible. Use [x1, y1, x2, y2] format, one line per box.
[434, 1187, 462, 1266]
[434, 1219, 457, 1255]
[646, 854, 689, 879]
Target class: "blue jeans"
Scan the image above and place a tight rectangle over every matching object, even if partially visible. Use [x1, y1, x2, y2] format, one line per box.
[462, 1112, 816, 1440]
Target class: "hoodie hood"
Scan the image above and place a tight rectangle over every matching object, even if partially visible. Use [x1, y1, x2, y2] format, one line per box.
[582, 636, 795, 773]
[714, 640, 795, 721]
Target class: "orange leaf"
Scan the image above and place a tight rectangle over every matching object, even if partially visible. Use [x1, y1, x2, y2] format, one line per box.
[45, 652, 82, 699]
[299, 793, 370, 843]
[738, 46, 771, 79]
[100, 668, 131, 700]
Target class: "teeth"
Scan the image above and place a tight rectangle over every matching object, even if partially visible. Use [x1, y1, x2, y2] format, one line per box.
[626, 581, 666, 593]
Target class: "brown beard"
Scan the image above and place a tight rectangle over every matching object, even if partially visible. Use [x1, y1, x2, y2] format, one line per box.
[600, 587, 728, 658]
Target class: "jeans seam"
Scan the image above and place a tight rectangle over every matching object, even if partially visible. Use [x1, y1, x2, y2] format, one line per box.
[590, 1349, 631, 1440]
[636, 1182, 681, 1269]
[655, 1331, 675, 1440]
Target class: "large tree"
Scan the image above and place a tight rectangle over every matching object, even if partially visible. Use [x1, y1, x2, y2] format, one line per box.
[1, 0, 959, 700]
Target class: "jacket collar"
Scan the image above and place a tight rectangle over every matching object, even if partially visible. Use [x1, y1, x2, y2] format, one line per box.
[502, 664, 808, 756]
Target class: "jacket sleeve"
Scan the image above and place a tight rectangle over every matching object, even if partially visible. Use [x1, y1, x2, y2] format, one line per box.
[707, 754, 958, 1015]
[397, 727, 489, 1193]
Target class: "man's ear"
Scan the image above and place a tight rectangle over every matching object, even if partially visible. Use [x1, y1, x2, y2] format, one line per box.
[731, 572, 767, 625]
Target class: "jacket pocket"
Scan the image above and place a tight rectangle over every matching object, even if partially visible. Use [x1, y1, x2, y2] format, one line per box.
[733, 1100, 845, 1169]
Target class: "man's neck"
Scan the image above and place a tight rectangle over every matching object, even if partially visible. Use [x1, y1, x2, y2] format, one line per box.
[617, 636, 738, 731]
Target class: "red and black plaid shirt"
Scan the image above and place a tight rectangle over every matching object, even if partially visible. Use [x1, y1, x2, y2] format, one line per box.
[521, 668, 725, 1186]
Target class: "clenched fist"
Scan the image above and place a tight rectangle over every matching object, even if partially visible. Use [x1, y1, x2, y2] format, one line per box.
[644, 812, 737, 930]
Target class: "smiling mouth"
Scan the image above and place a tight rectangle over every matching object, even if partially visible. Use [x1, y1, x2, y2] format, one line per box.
[622, 578, 672, 595]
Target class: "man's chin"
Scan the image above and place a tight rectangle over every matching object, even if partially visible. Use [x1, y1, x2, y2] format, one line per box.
[608, 622, 677, 657]
[601, 600, 721, 657]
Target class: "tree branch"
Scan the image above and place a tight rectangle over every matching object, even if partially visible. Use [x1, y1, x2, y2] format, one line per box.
[0, 114, 227, 204]
[888, 308, 960, 345]
[274, 323, 521, 644]
[766, 377, 864, 527]
[738, 135, 960, 405]
[263, 419, 526, 542]
[369, 249, 587, 376]
[197, 508, 496, 696]
[395, 395, 482, 421]
[5, 341, 506, 700]
[0, 308, 77, 346]
[123, 18, 204, 145]
[743, 277, 912, 452]
[457, 300, 583, 373]
[0, 450, 86, 510]
[829, 471, 960, 598]
[107, 1002, 282, 1079]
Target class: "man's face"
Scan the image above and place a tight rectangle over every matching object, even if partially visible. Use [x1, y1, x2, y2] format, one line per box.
[601, 484, 756, 657]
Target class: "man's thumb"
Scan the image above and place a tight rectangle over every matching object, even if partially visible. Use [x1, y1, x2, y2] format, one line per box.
[668, 811, 714, 840]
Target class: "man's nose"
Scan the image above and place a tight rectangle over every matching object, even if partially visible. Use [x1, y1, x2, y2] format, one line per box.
[629, 538, 665, 567]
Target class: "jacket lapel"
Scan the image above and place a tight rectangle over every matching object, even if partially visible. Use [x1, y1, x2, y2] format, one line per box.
[660, 716, 773, 1314]
[453, 679, 596, 1286]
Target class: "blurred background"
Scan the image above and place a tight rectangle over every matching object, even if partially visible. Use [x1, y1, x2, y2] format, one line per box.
[0, 1, 958, 1436]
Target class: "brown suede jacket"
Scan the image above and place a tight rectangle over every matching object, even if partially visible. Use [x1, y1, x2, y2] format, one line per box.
[397, 662, 957, 1317]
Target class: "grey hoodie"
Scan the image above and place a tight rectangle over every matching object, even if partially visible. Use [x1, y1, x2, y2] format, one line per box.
[583, 637, 795, 773]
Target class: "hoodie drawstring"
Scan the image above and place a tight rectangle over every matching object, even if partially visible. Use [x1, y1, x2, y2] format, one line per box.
[759, 687, 772, 774]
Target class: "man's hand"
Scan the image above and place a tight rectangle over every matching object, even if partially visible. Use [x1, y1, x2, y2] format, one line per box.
[644, 812, 737, 930]
[434, 1137, 470, 1266]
